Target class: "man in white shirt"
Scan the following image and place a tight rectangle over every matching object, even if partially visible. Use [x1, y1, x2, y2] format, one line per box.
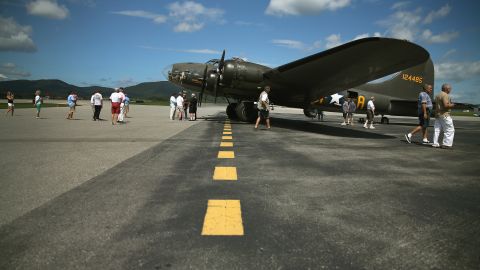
[90, 90, 103, 121]
[255, 85, 271, 129]
[169, 93, 177, 120]
[109, 88, 123, 125]
[176, 92, 184, 120]
[364, 96, 375, 129]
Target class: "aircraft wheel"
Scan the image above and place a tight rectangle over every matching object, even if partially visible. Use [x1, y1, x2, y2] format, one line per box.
[226, 103, 238, 119]
[381, 116, 389, 124]
[235, 102, 257, 122]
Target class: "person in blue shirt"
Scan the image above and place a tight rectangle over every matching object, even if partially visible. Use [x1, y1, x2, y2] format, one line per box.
[124, 94, 130, 118]
[405, 84, 433, 144]
[66, 91, 77, 120]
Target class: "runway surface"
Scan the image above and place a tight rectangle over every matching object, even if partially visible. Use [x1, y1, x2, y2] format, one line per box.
[1, 104, 479, 269]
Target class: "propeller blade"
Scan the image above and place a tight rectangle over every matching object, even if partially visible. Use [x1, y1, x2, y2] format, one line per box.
[218, 50, 225, 73]
[213, 75, 218, 104]
[199, 65, 208, 107]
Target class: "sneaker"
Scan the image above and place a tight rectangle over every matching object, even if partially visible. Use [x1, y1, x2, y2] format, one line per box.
[432, 143, 440, 148]
[369, 126, 375, 129]
[422, 139, 431, 144]
[341, 122, 346, 126]
[404, 134, 411, 143]
[363, 123, 368, 128]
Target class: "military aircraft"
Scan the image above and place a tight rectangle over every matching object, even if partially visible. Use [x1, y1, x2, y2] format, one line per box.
[168, 37, 433, 123]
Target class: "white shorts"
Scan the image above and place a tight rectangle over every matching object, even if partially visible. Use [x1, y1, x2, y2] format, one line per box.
[8, 103, 14, 107]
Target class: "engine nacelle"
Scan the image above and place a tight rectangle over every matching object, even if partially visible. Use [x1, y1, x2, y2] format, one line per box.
[221, 60, 266, 86]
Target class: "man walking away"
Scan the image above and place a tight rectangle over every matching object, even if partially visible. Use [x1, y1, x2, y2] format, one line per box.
[169, 93, 177, 120]
[347, 98, 356, 125]
[433, 83, 455, 149]
[255, 85, 271, 129]
[91, 90, 103, 121]
[405, 84, 433, 144]
[364, 96, 375, 129]
[189, 93, 198, 121]
[341, 98, 349, 125]
[176, 92, 184, 121]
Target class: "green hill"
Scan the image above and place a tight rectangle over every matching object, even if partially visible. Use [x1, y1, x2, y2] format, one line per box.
[0, 79, 183, 100]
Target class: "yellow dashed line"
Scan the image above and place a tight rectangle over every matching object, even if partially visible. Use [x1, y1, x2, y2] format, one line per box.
[222, 136, 233, 140]
[223, 131, 232, 135]
[201, 200, 244, 236]
[218, 151, 235, 158]
[213, 166, 237, 180]
[224, 127, 232, 131]
[220, 142, 233, 147]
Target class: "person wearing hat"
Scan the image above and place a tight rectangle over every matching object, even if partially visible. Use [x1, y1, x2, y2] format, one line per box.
[189, 93, 198, 121]
[364, 96, 376, 129]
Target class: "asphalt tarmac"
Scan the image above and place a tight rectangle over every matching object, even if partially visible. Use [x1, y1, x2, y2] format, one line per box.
[1, 104, 479, 270]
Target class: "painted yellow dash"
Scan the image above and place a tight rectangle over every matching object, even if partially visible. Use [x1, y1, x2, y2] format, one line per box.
[224, 126, 232, 129]
[220, 142, 233, 147]
[222, 136, 233, 140]
[224, 128, 232, 131]
[201, 200, 244, 236]
[223, 131, 232, 135]
[213, 166, 237, 180]
[218, 151, 235, 158]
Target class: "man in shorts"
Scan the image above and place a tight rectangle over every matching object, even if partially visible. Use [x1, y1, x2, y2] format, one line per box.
[405, 84, 433, 144]
[66, 91, 76, 119]
[255, 85, 271, 129]
[110, 88, 123, 125]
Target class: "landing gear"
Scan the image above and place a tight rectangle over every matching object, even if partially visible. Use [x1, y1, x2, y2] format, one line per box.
[226, 102, 257, 122]
[226, 103, 237, 119]
[381, 116, 389, 124]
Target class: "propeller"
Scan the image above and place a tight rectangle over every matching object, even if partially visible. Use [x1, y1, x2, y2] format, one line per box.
[214, 50, 225, 103]
[199, 64, 208, 107]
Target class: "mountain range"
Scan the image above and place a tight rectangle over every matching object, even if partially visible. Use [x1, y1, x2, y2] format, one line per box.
[0, 80, 183, 100]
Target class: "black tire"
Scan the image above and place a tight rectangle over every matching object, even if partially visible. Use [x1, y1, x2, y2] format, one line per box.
[226, 103, 238, 119]
[235, 102, 257, 122]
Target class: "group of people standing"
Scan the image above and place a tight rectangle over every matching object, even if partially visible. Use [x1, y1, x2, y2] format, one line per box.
[108, 87, 130, 124]
[405, 83, 455, 148]
[340, 96, 376, 129]
[169, 92, 198, 121]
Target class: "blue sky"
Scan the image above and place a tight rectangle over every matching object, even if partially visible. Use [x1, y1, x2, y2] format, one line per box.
[1, 0, 479, 103]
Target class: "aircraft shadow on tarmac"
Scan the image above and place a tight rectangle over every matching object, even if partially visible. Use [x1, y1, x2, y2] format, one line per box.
[269, 117, 396, 139]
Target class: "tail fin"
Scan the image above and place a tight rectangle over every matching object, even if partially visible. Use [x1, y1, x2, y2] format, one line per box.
[356, 57, 434, 100]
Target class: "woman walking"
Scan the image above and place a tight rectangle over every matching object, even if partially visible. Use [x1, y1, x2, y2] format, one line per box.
[34, 90, 42, 119]
[5, 91, 14, 116]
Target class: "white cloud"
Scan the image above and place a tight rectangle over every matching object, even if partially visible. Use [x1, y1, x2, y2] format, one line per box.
[266, 0, 351, 16]
[0, 74, 8, 80]
[67, 0, 95, 8]
[272, 39, 322, 51]
[112, 2, 224, 33]
[391, 1, 410, 10]
[325, 34, 342, 49]
[168, 1, 224, 32]
[435, 61, 480, 82]
[173, 22, 203, 32]
[0, 16, 36, 52]
[26, 0, 69, 20]
[442, 49, 456, 59]
[111, 10, 167, 24]
[272, 39, 305, 50]
[378, 4, 457, 43]
[179, 48, 220, 54]
[424, 4, 451, 24]
[0, 62, 31, 79]
[421, 29, 458, 43]
[140, 45, 221, 55]
[378, 8, 422, 40]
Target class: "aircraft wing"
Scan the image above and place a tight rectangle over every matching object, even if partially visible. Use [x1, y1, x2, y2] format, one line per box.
[263, 37, 430, 95]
